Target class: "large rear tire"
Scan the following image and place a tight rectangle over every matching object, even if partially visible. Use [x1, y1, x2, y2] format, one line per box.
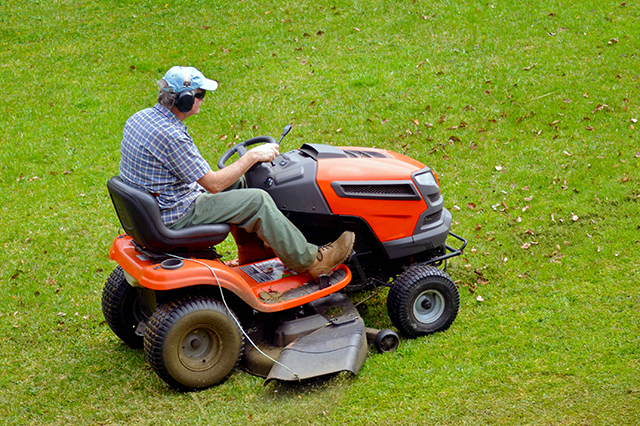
[144, 296, 244, 391]
[387, 266, 459, 338]
[101, 266, 145, 349]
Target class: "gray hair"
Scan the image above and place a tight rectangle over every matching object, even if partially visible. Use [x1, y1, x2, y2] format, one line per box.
[157, 79, 178, 109]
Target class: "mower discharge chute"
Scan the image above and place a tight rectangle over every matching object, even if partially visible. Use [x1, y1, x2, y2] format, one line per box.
[102, 126, 466, 391]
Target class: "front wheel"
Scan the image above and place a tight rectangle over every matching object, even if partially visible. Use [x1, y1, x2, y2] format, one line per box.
[387, 266, 459, 338]
[144, 296, 244, 391]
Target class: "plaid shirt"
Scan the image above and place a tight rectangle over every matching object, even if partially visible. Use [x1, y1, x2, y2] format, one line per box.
[119, 103, 210, 225]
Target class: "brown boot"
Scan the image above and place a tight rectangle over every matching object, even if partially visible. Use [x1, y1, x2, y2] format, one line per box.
[306, 231, 355, 281]
[230, 226, 276, 265]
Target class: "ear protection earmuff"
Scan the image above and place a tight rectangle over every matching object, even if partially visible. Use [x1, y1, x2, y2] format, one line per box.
[174, 68, 195, 113]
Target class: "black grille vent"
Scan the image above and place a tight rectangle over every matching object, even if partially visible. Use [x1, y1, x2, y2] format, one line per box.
[341, 184, 415, 196]
[332, 181, 421, 200]
[423, 210, 443, 226]
[342, 150, 389, 159]
[427, 192, 441, 203]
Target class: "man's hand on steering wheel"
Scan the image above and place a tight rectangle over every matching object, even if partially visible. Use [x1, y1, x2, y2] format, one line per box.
[248, 143, 279, 163]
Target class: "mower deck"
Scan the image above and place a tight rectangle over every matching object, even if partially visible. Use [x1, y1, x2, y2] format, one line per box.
[241, 293, 369, 382]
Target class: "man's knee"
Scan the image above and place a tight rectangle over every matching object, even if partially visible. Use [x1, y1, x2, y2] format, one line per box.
[243, 188, 275, 209]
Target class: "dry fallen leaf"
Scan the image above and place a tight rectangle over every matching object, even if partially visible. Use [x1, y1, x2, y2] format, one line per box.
[521, 242, 531, 249]
[592, 104, 610, 114]
[467, 202, 476, 210]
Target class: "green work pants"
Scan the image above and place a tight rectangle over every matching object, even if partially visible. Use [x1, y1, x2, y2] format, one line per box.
[169, 184, 317, 272]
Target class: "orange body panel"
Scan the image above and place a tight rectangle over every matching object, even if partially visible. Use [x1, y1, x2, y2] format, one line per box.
[317, 148, 428, 242]
[109, 235, 351, 313]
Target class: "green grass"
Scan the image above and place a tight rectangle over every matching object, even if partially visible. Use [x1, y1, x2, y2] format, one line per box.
[1, 0, 638, 424]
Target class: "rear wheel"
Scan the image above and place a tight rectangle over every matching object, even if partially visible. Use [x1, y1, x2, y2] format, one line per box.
[387, 266, 459, 338]
[101, 266, 145, 348]
[144, 296, 244, 391]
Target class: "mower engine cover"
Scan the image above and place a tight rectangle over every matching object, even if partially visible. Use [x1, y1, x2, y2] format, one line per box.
[245, 143, 451, 261]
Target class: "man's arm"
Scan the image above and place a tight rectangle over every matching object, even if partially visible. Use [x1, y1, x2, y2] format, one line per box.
[197, 143, 279, 193]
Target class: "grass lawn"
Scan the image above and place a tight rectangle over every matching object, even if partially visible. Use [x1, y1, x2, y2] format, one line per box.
[0, 0, 638, 424]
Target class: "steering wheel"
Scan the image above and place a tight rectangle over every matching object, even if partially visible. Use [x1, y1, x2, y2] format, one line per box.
[217, 136, 277, 169]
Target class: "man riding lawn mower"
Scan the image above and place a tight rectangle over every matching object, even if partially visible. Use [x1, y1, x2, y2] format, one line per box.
[102, 66, 466, 391]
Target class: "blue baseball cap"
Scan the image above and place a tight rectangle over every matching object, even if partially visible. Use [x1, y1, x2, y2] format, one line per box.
[162, 66, 218, 93]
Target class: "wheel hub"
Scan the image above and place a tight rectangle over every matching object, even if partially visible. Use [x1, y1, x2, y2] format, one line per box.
[179, 328, 223, 371]
[413, 290, 445, 324]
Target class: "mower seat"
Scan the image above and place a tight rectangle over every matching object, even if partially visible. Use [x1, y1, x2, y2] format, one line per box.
[107, 176, 230, 254]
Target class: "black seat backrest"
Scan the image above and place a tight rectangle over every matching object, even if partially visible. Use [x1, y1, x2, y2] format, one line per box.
[107, 176, 230, 253]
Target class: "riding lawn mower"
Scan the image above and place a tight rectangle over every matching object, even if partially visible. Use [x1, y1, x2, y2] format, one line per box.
[102, 125, 466, 391]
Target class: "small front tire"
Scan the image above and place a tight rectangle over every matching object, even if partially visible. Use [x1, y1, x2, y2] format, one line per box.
[387, 266, 459, 338]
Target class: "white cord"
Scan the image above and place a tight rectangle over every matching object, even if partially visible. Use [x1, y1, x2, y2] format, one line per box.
[164, 253, 300, 380]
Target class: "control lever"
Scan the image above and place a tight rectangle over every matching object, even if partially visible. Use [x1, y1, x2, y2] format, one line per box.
[276, 124, 292, 145]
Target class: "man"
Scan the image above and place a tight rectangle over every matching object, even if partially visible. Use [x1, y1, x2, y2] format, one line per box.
[119, 66, 354, 281]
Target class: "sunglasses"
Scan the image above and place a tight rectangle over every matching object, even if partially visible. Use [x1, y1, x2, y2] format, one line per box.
[194, 91, 206, 100]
